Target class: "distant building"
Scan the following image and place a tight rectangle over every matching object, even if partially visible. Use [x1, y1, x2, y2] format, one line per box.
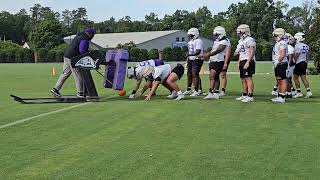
[63, 30, 213, 51]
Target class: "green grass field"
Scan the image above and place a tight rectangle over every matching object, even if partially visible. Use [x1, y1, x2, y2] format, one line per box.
[0, 63, 320, 180]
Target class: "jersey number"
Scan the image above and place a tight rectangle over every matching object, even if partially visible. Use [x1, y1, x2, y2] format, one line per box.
[302, 46, 309, 54]
[139, 61, 150, 66]
[240, 45, 246, 53]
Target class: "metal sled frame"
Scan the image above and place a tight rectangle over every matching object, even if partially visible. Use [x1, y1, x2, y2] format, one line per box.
[10, 95, 91, 104]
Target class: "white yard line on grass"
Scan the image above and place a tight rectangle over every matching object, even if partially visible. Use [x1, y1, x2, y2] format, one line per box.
[0, 96, 118, 129]
[0, 102, 91, 129]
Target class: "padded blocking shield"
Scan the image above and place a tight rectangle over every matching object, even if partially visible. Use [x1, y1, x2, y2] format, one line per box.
[104, 49, 129, 90]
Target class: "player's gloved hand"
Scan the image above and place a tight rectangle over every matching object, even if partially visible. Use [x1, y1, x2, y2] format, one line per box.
[129, 93, 136, 99]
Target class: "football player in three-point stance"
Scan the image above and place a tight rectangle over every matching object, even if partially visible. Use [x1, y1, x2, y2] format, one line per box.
[141, 64, 185, 101]
[235, 24, 256, 103]
[127, 58, 165, 99]
[184, 28, 204, 97]
[293, 32, 312, 98]
[271, 28, 288, 103]
[203, 26, 231, 100]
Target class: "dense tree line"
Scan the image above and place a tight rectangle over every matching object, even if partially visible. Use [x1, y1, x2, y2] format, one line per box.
[0, 0, 320, 71]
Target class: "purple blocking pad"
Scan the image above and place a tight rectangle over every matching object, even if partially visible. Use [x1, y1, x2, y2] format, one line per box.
[113, 50, 129, 90]
[104, 49, 129, 90]
[104, 50, 116, 88]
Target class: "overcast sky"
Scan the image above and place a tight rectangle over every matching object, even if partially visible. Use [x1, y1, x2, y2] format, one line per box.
[0, 0, 305, 22]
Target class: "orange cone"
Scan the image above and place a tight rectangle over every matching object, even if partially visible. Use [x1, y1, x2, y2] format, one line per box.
[52, 67, 56, 76]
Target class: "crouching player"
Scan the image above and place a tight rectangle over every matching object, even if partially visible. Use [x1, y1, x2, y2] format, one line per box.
[203, 26, 231, 100]
[127, 58, 165, 99]
[141, 64, 185, 101]
[271, 28, 288, 103]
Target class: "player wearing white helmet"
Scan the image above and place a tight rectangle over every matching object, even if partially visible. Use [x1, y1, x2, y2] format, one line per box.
[235, 24, 256, 103]
[127, 53, 165, 99]
[141, 63, 185, 101]
[271, 32, 296, 97]
[271, 28, 288, 103]
[184, 27, 204, 97]
[285, 33, 296, 97]
[203, 26, 231, 100]
[292, 32, 312, 98]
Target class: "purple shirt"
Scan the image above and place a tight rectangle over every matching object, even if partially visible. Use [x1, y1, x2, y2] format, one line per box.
[79, 40, 90, 54]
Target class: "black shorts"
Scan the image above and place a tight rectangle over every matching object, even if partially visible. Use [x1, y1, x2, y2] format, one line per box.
[187, 59, 203, 72]
[172, 64, 184, 80]
[209, 61, 224, 80]
[293, 61, 307, 75]
[239, 60, 255, 78]
[274, 62, 288, 80]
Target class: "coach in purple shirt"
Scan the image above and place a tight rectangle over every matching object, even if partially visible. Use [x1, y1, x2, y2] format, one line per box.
[50, 28, 95, 97]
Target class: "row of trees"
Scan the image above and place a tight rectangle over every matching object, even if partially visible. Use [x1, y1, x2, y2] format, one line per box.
[0, 0, 320, 71]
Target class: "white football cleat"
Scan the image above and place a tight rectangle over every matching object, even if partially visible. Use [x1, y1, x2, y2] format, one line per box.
[213, 93, 220, 99]
[203, 93, 214, 100]
[198, 90, 203, 95]
[241, 96, 254, 103]
[293, 92, 303, 98]
[272, 97, 285, 103]
[236, 96, 247, 101]
[175, 93, 185, 101]
[167, 92, 178, 99]
[305, 91, 312, 98]
[291, 91, 297, 96]
[190, 91, 200, 97]
[183, 90, 192, 95]
[271, 90, 278, 96]
[219, 91, 226, 96]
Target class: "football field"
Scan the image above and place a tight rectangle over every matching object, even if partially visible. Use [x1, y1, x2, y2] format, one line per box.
[0, 63, 320, 179]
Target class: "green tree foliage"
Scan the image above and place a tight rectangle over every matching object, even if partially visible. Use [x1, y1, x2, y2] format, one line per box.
[2, 1, 320, 67]
[29, 17, 63, 50]
[148, 49, 159, 59]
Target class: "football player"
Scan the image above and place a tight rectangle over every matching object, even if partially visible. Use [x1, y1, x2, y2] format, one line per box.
[235, 24, 256, 103]
[127, 58, 165, 99]
[184, 28, 204, 97]
[285, 33, 296, 98]
[141, 63, 185, 101]
[271, 28, 288, 103]
[293, 32, 312, 98]
[203, 26, 231, 100]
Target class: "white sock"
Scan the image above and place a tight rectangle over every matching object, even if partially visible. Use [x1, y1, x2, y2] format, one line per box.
[177, 91, 183, 95]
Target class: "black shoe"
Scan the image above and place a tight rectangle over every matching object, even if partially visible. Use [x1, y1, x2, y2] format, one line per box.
[76, 92, 85, 98]
[50, 88, 61, 97]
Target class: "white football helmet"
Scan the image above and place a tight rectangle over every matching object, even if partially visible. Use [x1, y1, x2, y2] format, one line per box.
[272, 28, 286, 42]
[236, 24, 250, 39]
[284, 33, 295, 45]
[294, 32, 305, 43]
[142, 65, 154, 77]
[213, 26, 226, 40]
[187, 28, 200, 40]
